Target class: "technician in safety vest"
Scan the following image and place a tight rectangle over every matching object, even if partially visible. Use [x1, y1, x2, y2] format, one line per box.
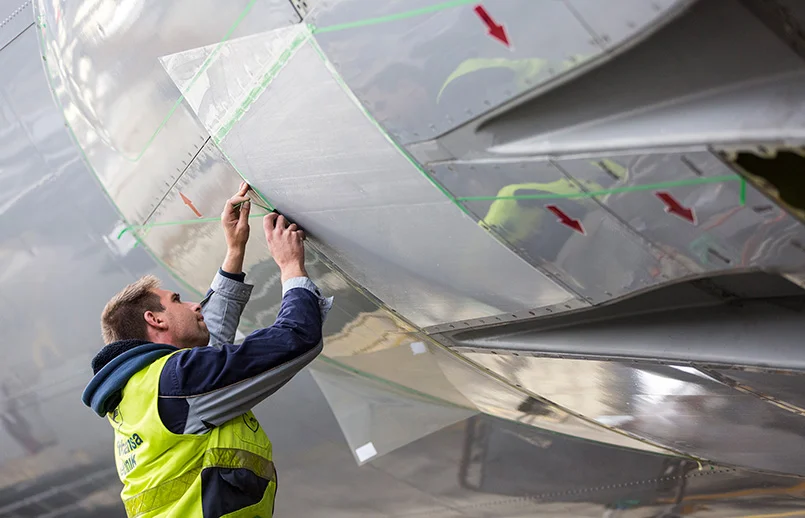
[82, 182, 331, 517]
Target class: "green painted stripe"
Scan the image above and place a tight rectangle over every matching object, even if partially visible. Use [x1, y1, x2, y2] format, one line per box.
[119, 0, 258, 162]
[213, 143, 277, 212]
[740, 177, 747, 206]
[117, 213, 269, 239]
[215, 30, 311, 142]
[456, 175, 742, 202]
[312, 0, 479, 34]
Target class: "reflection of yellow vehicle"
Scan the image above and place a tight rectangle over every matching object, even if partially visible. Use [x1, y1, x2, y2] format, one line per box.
[480, 178, 605, 245]
[480, 160, 627, 245]
[438, 55, 590, 102]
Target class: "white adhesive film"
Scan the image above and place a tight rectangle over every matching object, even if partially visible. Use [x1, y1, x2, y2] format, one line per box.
[355, 442, 377, 463]
[160, 25, 311, 142]
[163, 30, 575, 327]
[410, 342, 427, 355]
[309, 361, 476, 466]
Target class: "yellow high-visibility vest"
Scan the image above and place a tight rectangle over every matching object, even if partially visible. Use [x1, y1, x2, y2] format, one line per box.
[108, 351, 276, 517]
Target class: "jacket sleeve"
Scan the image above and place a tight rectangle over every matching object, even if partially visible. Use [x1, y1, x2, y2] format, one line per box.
[159, 277, 332, 434]
[200, 269, 253, 348]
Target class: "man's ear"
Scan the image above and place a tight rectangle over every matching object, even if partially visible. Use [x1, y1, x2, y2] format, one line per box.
[144, 310, 168, 331]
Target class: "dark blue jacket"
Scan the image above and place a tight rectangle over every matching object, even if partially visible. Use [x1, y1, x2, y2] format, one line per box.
[82, 270, 331, 435]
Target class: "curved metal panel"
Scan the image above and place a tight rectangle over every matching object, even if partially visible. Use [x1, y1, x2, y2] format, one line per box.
[428, 159, 691, 303]
[429, 347, 673, 455]
[159, 25, 310, 143]
[566, 0, 695, 49]
[557, 151, 805, 273]
[310, 0, 603, 145]
[449, 296, 805, 370]
[34, 0, 300, 224]
[0, 0, 32, 50]
[463, 352, 805, 475]
[476, 0, 805, 157]
[708, 368, 805, 412]
[11, 1, 805, 515]
[178, 34, 574, 327]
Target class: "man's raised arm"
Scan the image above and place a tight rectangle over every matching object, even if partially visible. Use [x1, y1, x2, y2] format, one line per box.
[158, 205, 332, 434]
[201, 182, 254, 347]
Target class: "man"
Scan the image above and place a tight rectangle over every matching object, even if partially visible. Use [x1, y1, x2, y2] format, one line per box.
[82, 183, 331, 517]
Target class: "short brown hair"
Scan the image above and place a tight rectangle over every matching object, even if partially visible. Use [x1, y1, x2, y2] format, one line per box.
[101, 275, 165, 344]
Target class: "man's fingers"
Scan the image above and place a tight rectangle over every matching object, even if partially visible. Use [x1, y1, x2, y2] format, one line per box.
[263, 212, 278, 232]
[238, 200, 250, 224]
[237, 181, 250, 196]
[288, 223, 298, 232]
[227, 195, 249, 208]
[296, 230, 306, 241]
[276, 215, 287, 230]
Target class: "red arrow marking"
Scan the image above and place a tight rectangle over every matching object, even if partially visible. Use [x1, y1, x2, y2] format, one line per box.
[179, 192, 203, 218]
[474, 5, 510, 47]
[656, 191, 696, 224]
[546, 205, 585, 235]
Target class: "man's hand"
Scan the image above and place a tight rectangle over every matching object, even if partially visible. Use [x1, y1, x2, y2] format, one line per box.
[263, 212, 307, 282]
[221, 182, 252, 274]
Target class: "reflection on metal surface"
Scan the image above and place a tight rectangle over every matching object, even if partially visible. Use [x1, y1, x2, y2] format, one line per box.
[310, 0, 692, 145]
[16, 0, 805, 514]
[447, 282, 805, 370]
[331, 340, 475, 409]
[558, 152, 805, 274]
[707, 368, 805, 415]
[167, 31, 574, 327]
[473, 0, 805, 158]
[309, 359, 476, 465]
[429, 159, 688, 303]
[35, 0, 300, 223]
[463, 352, 805, 475]
[160, 24, 311, 143]
[429, 346, 672, 455]
[322, 309, 415, 357]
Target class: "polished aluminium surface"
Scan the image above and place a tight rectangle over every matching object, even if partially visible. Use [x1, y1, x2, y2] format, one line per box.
[461, 352, 805, 475]
[31, 0, 692, 440]
[35, 0, 300, 225]
[153, 6, 805, 476]
[310, 0, 693, 144]
[15, 0, 805, 512]
[172, 33, 574, 328]
[428, 159, 689, 303]
[432, 0, 805, 158]
[0, 7, 724, 515]
[444, 276, 805, 370]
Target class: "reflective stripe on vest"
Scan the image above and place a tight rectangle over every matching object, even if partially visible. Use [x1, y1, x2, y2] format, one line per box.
[123, 448, 276, 517]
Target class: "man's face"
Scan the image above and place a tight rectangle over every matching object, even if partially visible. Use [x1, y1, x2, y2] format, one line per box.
[153, 289, 209, 348]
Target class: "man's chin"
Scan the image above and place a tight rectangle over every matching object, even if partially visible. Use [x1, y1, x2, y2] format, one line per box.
[188, 328, 210, 348]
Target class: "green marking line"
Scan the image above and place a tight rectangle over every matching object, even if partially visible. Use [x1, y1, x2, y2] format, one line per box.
[214, 30, 311, 143]
[117, 213, 268, 240]
[740, 177, 747, 206]
[312, 0, 479, 34]
[456, 175, 742, 202]
[49, 0, 257, 163]
[121, 0, 258, 162]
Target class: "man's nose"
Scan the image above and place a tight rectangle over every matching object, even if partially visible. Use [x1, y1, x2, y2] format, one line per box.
[189, 302, 202, 312]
